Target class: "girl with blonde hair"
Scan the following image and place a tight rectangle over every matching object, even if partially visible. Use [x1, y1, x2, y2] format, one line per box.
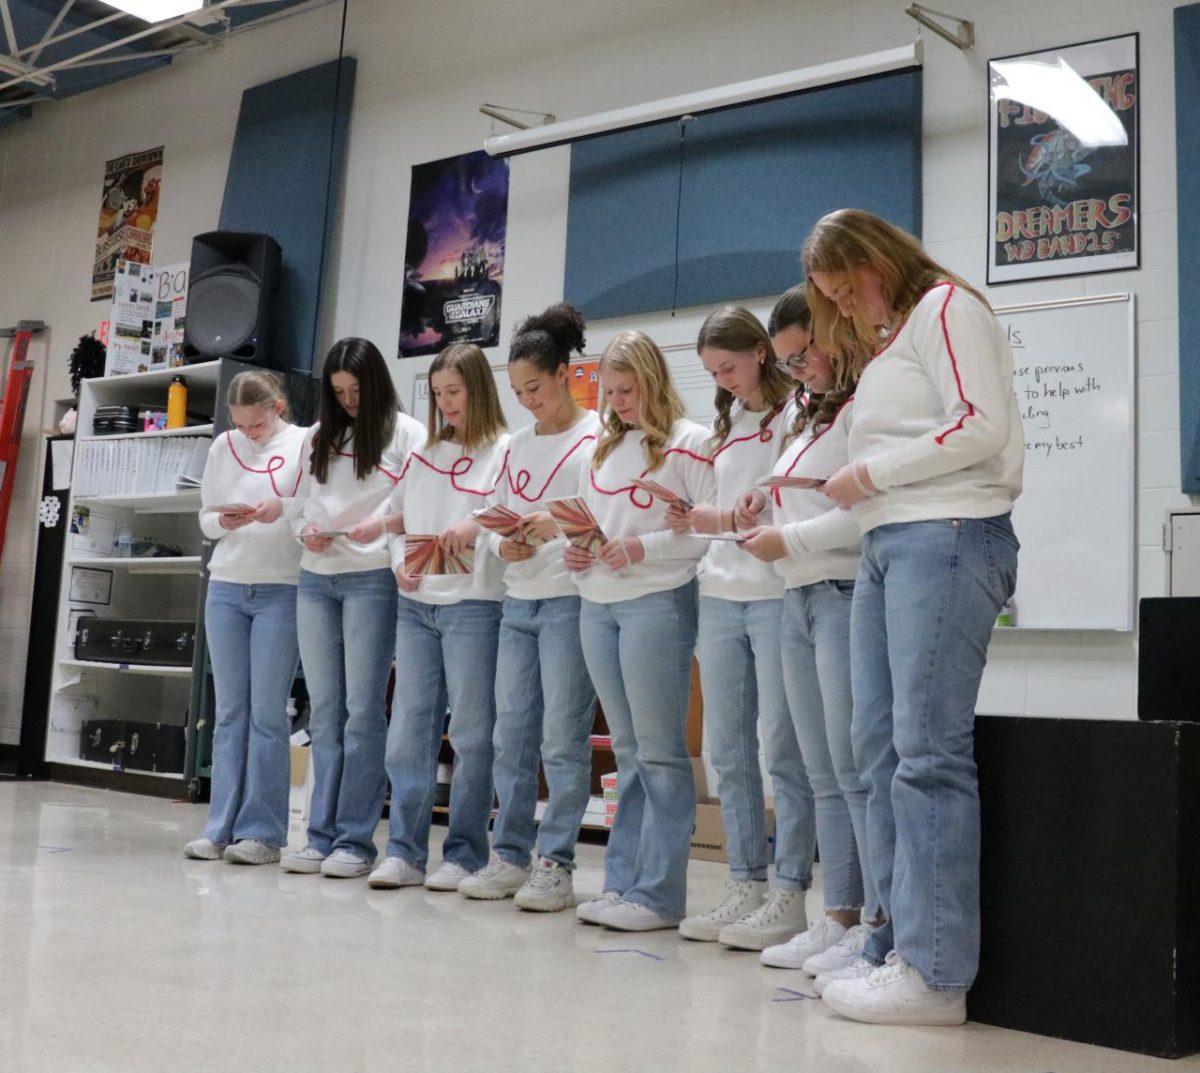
[568, 330, 714, 932]
[804, 209, 1022, 1026]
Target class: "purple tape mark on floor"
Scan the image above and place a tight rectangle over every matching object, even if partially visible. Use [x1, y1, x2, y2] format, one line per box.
[772, 986, 816, 1002]
[595, 948, 666, 961]
[37, 846, 73, 853]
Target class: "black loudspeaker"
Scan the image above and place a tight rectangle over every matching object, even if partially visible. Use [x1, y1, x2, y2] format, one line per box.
[183, 231, 281, 367]
[1139, 598, 1200, 722]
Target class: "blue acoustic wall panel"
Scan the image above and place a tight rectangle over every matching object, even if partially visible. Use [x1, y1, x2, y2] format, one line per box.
[1176, 5, 1200, 493]
[565, 68, 922, 319]
[219, 57, 356, 375]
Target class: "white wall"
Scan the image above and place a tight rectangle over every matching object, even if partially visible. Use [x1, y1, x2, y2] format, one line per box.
[0, 0, 1191, 743]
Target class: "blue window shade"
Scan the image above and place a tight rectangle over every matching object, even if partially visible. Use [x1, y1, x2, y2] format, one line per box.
[565, 68, 922, 318]
[219, 57, 355, 374]
[1176, 4, 1200, 493]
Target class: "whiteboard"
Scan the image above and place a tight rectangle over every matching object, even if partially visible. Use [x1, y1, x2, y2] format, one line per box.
[992, 293, 1135, 630]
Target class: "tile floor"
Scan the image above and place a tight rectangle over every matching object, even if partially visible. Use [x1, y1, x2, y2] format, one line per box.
[0, 781, 1194, 1073]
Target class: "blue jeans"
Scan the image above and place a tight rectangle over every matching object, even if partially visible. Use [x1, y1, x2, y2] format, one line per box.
[492, 595, 596, 870]
[385, 597, 501, 872]
[297, 568, 397, 862]
[782, 581, 878, 915]
[580, 581, 698, 920]
[852, 515, 1018, 990]
[203, 581, 299, 848]
[697, 596, 814, 889]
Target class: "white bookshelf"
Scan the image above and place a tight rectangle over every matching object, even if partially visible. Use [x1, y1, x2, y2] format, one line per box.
[46, 362, 218, 779]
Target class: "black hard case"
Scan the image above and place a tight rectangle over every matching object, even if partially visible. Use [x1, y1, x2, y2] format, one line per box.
[74, 619, 196, 667]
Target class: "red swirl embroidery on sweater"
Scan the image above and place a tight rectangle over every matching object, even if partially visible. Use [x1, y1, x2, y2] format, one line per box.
[774, 396, 855, 506]
[589, 446, 713, 508]
[502, 433, 597, 503]
[225, 431, 303, 497]
[333, 448, 402, 483]
[397, 450, 497, 496]
[710, 401, 787, 461]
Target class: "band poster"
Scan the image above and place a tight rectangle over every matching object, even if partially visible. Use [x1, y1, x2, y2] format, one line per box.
[93, 147, 164, 302]
[398, 150, 510, 357]
[988, 34, 1138, 283]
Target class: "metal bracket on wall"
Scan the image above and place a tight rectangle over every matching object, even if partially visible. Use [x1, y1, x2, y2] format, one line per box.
[479, 103, 557, 130]
[905, 3, 974, 51]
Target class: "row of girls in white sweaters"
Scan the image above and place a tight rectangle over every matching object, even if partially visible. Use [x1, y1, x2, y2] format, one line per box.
[185, 209, 1023, 1028]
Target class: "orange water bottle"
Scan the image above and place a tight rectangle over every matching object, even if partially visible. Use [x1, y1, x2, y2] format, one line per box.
[167, 375, 188, 429]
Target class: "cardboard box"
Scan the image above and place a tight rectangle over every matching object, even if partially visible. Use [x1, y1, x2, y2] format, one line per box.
[688, 756, 775, 863]
[288, 744, 315, 823]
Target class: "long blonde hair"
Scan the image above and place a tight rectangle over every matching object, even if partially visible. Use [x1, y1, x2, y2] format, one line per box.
[696, 305, 793, 449]
[801, 208, 989, 379]
[426, 343, 507, 452]
[592, 330, 685, 472]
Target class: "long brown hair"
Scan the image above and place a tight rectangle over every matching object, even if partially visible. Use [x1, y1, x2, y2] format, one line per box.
[311, 338, 398, 483]
[768, 285, 856, 444]
[801, 208, 989, 380]
[426, 342, 507, 452]
[696, 305, 793, 449]
[592, 330, 685, 472]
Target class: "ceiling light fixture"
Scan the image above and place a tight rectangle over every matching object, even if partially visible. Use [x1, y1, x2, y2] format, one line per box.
[100, 1, 205, 23]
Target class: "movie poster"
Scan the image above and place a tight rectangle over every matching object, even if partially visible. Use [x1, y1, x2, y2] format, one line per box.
[987, 35, 1138, 283]
[93, 147, 164, 302]
[398, 150, 510, 357]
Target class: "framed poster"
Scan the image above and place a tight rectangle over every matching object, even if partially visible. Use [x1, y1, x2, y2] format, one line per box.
[398, 150, 510, 357]
[987, 34, 1138, 284]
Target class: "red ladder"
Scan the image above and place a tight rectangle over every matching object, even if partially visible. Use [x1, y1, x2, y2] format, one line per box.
[0, 321, 45, 570]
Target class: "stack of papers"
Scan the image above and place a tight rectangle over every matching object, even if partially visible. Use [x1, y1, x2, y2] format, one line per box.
[74, 435, 209, 497]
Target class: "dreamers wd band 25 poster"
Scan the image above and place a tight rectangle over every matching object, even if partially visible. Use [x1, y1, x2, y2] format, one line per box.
[988, 34, 1138, 284]
[398, 151, 510, 357]
[93, 147, 164, 302]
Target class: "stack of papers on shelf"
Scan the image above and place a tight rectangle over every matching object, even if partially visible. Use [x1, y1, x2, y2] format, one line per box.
[74, 436, 210, 498]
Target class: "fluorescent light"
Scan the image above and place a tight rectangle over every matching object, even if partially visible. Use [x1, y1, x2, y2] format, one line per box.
[483, 43, 923, 157]
[101, 1, 205, 23]
[990, 57, 1127, 148]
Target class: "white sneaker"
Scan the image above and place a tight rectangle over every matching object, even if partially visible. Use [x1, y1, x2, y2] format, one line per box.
[678, 879, 767, 942]
[320, 849, 372, 879]
[821, 951, 967, 1026]
[223, 839, 280, 865]
[280, 846, 327, 874]
[367, 856, 424, 890]
[576, 890, 622, 925]
[183, 837, 227, 860]
[802, 923, 873, 975]
[813, 956, 874, 996]
[759, 916, 847, 969]
[425, 860, 472, 891]
[458, 855, 531, 900]
[514, 859, 575, 912]
[599, 898, 681, 932]
[718, 887, 808, 950]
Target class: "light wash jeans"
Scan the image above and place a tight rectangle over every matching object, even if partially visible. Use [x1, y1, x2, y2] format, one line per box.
[852, 515, 1018, 991]
[781, 581, 878, 916]
[203, 581, 299, 848]
[385, 597, 501, 873]
[297, 567, 397, 863]
[579, 580, 698, 920]
[696, 596, 814, 890]
[491, 595, 597, 870]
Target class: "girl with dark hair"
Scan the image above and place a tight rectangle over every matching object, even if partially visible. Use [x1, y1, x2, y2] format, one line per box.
[803, 209, 1022, 1025]
[281, 338, 425, 878]
[455, 304, 601, 911]
[664, 306, 815, 952]
[735, 285, 881, 985]
[368, 343, 510, 893]
[569, 330, 714, 933]
[184, 371, 307, 865]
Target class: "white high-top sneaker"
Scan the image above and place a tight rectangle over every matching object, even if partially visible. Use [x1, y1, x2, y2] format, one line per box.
[821, 951, 967, 1026]
[718, 887, 808, 950]
[678, 879, 767, 942]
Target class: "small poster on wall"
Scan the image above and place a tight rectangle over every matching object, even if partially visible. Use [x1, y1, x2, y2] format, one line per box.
[988, 34, 1138, 284]
[93, 147, 164, 302]
[104, 259, 189, 377]
[398, 150, 510, 357]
